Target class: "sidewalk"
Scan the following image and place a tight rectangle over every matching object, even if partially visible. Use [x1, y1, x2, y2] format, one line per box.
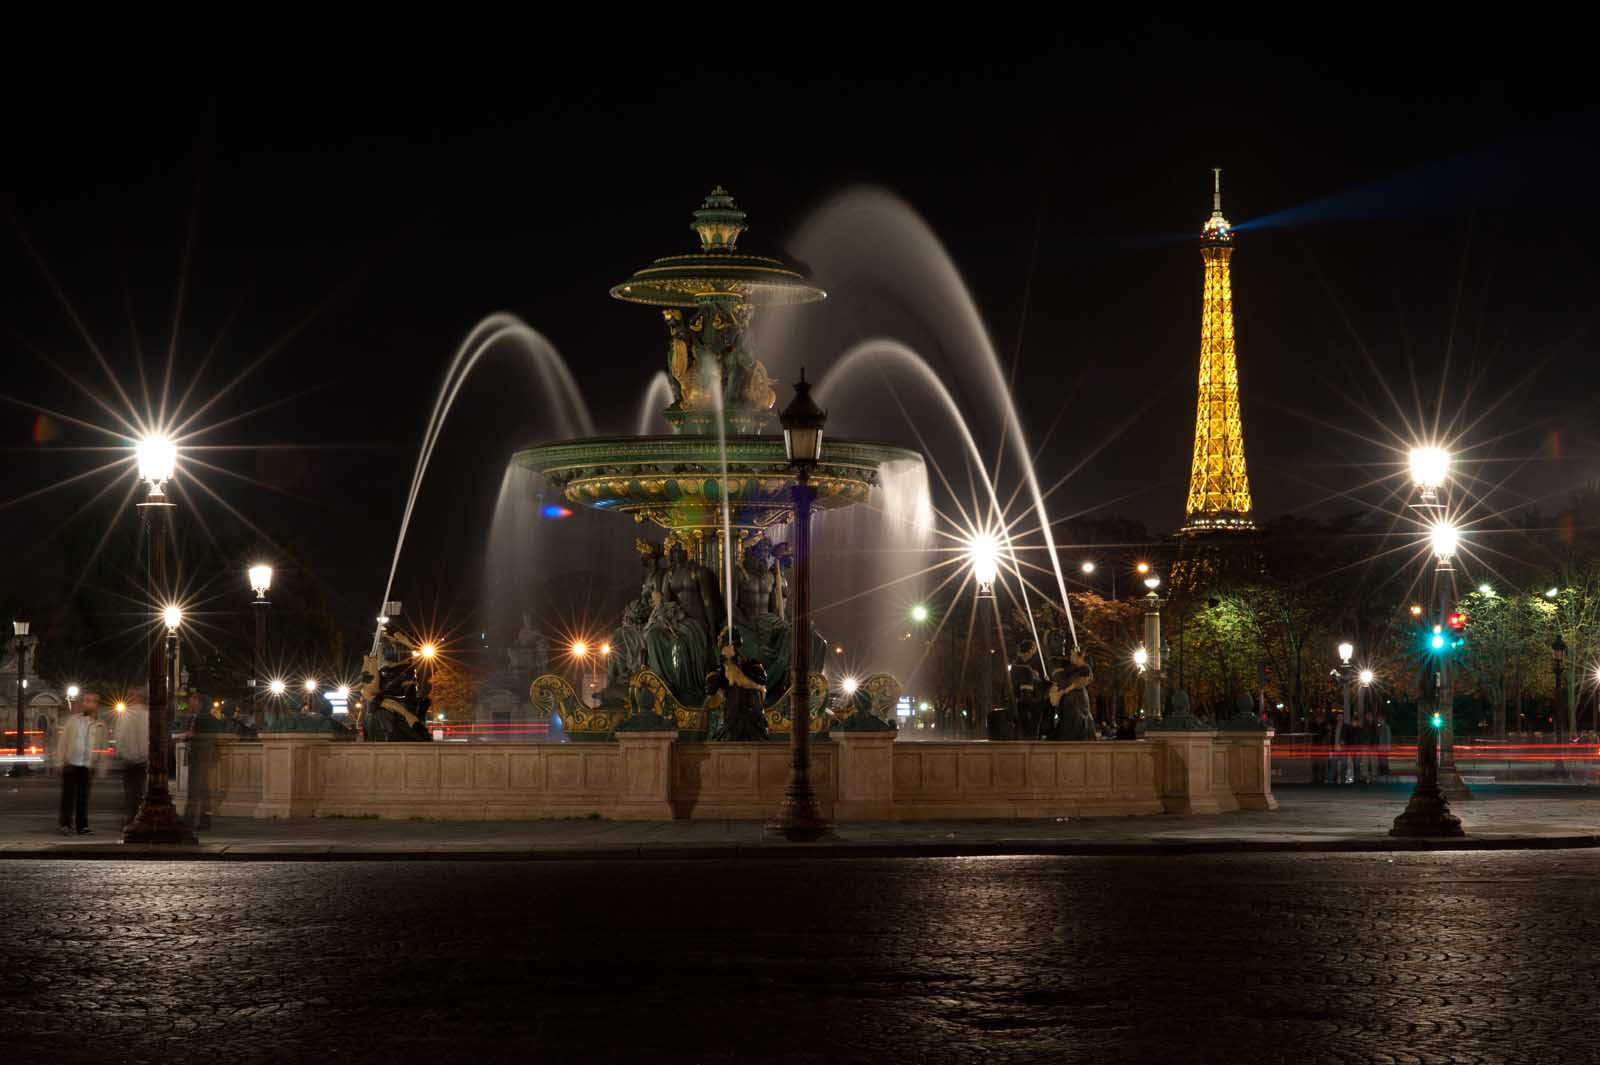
[4, 777, 1598, 860]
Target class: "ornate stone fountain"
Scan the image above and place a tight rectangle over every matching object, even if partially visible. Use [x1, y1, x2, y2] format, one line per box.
[517, 189, 918, 739]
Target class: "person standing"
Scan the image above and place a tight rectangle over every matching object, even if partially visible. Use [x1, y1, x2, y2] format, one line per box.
[1375, 711, 1393, 779]
[55, 694, 98, 835]
[112, 697, 149, 827]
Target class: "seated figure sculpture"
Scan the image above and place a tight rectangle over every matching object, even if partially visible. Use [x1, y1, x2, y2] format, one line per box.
[731, 533, 827, 705]
[642, 538, 719, 705]
[605, 540, 666, 698]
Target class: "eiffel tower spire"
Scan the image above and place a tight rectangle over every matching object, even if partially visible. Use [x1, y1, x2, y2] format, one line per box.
[1181, 169, 1256, 534]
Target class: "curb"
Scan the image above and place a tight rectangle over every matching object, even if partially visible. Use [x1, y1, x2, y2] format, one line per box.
[3, 834, 1600, 861]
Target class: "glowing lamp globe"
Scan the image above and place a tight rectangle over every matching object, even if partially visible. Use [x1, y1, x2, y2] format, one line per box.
[841, 677, 859, 696]
[1429, 522, 1458, 560]
[1133, 647, 1149, 669]
[910, 604, 929, 623]
[162, 605, 182, 631]
[136, 434, 177, 487]
[419, 643, 437, 661]
[249, 564, 273, 599]
[1337, 641, 1354, 664]
[66, 684, 80, 699]
[269, 679, 287, 696]
[335, 685, 350, 700]
[968, 533, 1000, 589]
[1358, 669, 1374, 686]
[304, 678, 318, 693]
[1409, 446, 1450, 490]
[1081, 561, 1096, 575]
[1144, 577, 1161, 591]
[571, 641, 588, 657]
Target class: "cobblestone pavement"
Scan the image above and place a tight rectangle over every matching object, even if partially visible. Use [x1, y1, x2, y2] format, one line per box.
[5, 852, 1600, 1064]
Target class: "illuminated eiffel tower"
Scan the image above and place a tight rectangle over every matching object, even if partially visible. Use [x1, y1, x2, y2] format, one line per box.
[1181, 168, 1256, 534]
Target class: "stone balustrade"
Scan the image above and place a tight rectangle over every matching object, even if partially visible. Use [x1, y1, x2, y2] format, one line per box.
[175, 727, 1274, 822]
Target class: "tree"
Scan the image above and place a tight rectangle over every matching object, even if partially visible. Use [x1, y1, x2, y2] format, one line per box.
[1457, 590, 1550, 735]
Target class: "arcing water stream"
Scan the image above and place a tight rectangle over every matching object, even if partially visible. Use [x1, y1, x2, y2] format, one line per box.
[773, 187, 1080, 650]
[376, 313, 593, 646]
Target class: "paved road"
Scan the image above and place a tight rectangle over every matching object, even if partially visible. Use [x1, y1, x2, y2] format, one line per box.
[6, 852, 1600, 1064]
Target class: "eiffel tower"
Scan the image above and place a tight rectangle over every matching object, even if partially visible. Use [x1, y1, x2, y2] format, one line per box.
[1181, 169, 1256, 535]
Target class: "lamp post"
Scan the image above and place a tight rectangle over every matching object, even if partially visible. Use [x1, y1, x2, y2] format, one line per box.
[1331, 642, 1356, 784]
[1392, 453, 1464, 835]
[9, 620, 29, 776]
[125, 435, 196, 844]
[767, 369, 832, 841]
[1141, 576, 1164, 720]
[248, 563, 271, 720]
[969, 533, 1000, 740]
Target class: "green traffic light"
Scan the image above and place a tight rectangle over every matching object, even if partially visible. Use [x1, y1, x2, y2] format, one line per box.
[1430, 712, 1443, 729]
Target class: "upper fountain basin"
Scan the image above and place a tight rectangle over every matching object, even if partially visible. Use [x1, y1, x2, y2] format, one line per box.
[514, 434, 922, 532]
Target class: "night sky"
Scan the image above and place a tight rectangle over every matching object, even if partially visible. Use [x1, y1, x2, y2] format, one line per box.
[2, 22, 1596, 654]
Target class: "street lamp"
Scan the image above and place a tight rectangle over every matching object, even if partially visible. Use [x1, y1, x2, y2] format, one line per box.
[1392, 459, 1464, 836]
[910, 604, 929, 624]
[269, 679, 287, 698]
[125, 435, 195, 844]
[1333, 641, 1357, 770]
[767, 368, 832, 841]
[8, 620, 30, 777]
[1137, 576, 1167, 721]
[163, 607, 182, 731]
[248, 563, 271, 718]
[967, 532, 1001, 739]
[1133, 647, 1149, 670]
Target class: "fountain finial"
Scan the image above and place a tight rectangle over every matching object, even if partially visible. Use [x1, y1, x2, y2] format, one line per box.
[692, 186, 747, 252]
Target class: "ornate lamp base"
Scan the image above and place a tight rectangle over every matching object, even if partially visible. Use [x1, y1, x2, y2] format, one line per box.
[1389, 785, 1464, 838]
[123, 795, 199, 845]
[765, 789, 834, 842]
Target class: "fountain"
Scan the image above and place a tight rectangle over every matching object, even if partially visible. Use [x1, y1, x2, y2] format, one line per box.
[517, 189, 921, 740]
[174, 188, 1279, 824]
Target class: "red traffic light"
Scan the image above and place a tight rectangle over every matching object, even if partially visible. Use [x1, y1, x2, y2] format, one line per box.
[1446, 610, 1468, 631]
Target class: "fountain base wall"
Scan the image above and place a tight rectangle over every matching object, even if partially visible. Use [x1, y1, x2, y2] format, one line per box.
[176, 729, 1274, 822]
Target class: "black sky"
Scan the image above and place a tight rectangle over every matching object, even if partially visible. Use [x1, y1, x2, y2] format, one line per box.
[2, 20, 1597, 647]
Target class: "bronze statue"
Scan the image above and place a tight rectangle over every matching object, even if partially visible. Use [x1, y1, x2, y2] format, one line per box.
[358, 632, 433, 742]
[1049, 649, 1097, 741]
[708, 630, 768, 741]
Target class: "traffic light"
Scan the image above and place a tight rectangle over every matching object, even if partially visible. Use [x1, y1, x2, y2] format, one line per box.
[1430, 711, 1443, 729]
[1446, 610, 1468, 632]
[1429, 626, 1446, 652]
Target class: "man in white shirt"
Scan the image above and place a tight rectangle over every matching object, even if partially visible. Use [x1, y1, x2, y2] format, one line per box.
[113, 697, 150, 826]
[56, 694, 99, 836]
